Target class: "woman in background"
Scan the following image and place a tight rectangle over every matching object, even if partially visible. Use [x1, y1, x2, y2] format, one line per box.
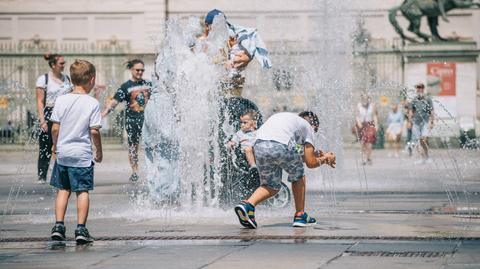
[386, 103, 404, 157]
[35, 53, 72, 183]
[355, 93, 378, 165]
[102, 59, 152, 183]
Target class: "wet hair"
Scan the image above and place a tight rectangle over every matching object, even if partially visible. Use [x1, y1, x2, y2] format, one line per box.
[70, 59, 96, 86]
[43, 53, 62, 68]
[298, 111, 319, 128]
[241, 109, 258, 122]
[126, 59, 144, 69]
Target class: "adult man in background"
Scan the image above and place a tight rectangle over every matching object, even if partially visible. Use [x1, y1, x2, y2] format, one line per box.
[409, 83, 434, 163]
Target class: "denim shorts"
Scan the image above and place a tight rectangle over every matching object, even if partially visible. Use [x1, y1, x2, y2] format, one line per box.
[253, 140, 304, 191]
[50, 161, 94, 192]
[412, 122, 429, 141]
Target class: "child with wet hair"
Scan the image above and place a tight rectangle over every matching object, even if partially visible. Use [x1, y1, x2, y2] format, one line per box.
[227, 109, 259, 177]
[234, 111, 336, 229]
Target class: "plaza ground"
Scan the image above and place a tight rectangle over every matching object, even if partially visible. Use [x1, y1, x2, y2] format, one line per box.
[0, 146, 479, 268]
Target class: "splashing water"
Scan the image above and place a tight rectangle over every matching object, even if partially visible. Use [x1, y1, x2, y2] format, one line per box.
[0, 1, 478, 235]
[142, 16, 228, 208]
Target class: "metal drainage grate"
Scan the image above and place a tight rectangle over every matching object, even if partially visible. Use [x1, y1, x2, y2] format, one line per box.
[1, 235, 480, 243]
[346, 251, 450, 257]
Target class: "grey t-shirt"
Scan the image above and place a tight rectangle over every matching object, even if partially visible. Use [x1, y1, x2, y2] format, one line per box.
[411, 95, 433, 125]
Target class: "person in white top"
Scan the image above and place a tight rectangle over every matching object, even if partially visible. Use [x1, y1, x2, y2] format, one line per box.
[386, 103, 404, 157]
[354, 93, 378, 165]
[35, 53, 73, 183]
[234, 111, 336, 229]
[49, 59, 102, 244]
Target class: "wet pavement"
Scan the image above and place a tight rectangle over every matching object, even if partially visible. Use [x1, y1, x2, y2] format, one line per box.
[1, 146, 479, 268]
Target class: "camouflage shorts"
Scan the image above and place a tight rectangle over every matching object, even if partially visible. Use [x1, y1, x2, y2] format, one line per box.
[253, 140, 304, 191]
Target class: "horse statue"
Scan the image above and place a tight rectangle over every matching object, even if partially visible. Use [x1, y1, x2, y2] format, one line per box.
[389, 0, 480, 42]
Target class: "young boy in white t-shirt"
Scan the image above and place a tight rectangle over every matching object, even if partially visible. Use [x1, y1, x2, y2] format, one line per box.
[234, 111, 336, 229]
[49, 59, 103, 244]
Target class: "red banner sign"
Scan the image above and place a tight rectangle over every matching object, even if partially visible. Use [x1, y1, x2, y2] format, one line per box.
[426, 62, 456, 96]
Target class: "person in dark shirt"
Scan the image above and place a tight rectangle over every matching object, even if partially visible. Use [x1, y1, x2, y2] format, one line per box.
[102, 59, 152, 182]
[409, 83, 434, 163]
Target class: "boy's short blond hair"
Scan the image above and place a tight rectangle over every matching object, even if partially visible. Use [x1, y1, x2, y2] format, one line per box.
[70, 59, 96, 86]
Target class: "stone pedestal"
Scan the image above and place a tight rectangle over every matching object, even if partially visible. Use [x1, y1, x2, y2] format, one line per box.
[403, 41, 479, 137]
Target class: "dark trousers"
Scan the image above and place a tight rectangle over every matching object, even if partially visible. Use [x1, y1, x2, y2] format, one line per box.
[38, 120, 53, 180]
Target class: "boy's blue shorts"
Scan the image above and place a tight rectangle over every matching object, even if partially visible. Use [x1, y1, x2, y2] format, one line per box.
[50, 161, 94, 192]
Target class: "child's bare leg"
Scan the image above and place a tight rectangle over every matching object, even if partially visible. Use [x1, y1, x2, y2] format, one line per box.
[395, 136, 401, 154]
[128, 143, 139, 173]
[247, 186, 278, 206]
[244, 147, 256, 167]
[419, 137, 429, 159]
[361, 143, 367, 163]
[292, 177, 306, 213]
[76, 192, 90, 225]
[55, 189, 71, 222]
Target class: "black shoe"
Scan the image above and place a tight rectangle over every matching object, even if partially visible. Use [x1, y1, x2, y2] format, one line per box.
[51, 224, 66, 241]
[75, 227, 94, 244]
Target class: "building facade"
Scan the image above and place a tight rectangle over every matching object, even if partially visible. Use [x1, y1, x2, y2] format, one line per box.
[0, 0, 479, 138]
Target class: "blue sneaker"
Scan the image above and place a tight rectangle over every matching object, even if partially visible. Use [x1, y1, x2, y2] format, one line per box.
[292, 212, 317, 227]
[234, 201, 257, 229]
[75, 226, 94, 244]
[51, 224, 66, 241]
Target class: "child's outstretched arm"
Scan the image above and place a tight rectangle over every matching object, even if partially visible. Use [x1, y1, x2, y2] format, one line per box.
[304, 143, 321, 168]
[90, 128, 103, 163]
[304, 144, 336, 168]
[227, 132, 240, 149]
[227, 140, 236, 149]
[314, 149, 336, 167]
[321, 152, 336, 168]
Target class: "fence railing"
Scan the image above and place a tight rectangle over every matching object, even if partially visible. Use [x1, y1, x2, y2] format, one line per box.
[0, 39, 154, 144]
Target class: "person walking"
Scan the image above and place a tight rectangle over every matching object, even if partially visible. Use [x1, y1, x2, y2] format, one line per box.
[354, 93, 378, 165]
[402, 98, 414, 156]
[35, 53, 73, 183]
[409, 83, 434, 163]
[102, 59, 152, 182]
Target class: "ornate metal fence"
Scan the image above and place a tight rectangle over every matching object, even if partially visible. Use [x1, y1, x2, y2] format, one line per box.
[0, 40, 154, 144]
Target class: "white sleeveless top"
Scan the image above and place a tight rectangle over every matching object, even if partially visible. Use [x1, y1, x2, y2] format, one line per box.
[357, 103, 374, 123]
[35, 73, 73, 107]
